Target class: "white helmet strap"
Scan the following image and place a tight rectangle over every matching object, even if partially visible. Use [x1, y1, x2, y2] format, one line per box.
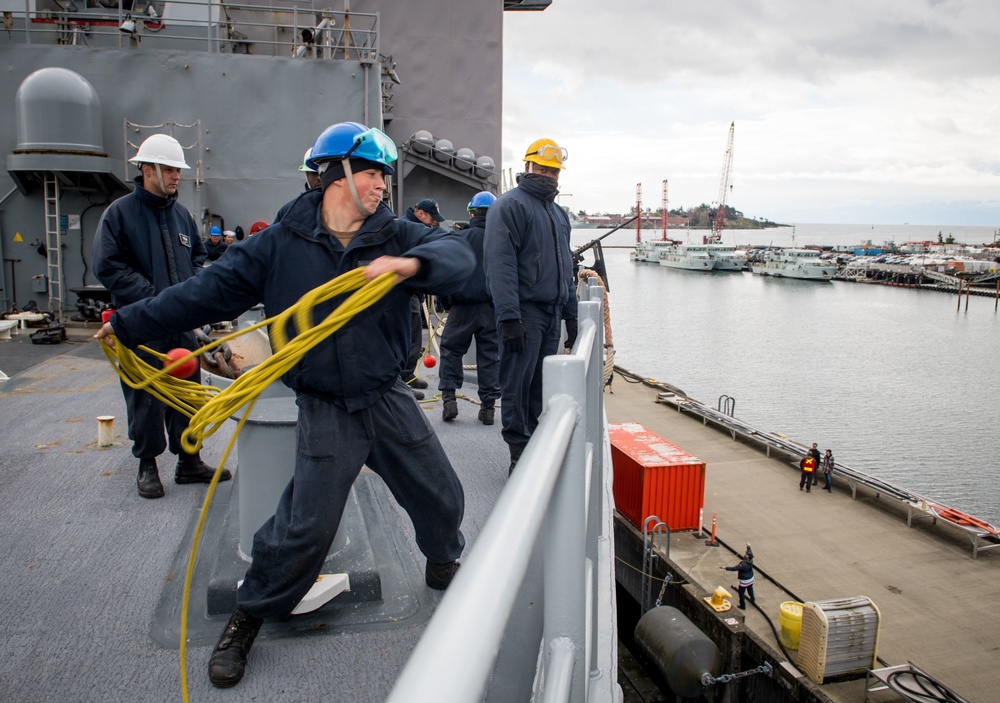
[341, 158, 369, 218]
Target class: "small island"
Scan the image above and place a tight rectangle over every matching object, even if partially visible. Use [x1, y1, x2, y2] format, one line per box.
[569, 204, 785, 230]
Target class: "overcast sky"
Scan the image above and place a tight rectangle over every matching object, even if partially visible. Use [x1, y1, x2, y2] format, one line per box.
[501, 0, 1000, 226]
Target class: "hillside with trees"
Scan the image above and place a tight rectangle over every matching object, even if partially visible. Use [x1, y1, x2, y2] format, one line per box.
[574, 204, 784, 229]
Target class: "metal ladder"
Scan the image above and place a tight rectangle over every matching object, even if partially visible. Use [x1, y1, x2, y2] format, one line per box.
[43, 173, 63, 320]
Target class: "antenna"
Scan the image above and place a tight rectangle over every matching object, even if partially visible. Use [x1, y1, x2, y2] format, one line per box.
[661, 179, 668, 242]
[635, 182, 642, 244]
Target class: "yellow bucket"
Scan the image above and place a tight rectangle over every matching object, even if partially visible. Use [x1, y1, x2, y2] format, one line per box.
[778, 601, 803, 651]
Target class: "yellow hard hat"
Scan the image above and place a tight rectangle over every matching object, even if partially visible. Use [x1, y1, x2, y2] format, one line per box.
[524, 138, 567, 170]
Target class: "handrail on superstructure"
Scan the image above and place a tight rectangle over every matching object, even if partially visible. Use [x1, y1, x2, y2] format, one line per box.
[1, 0, 379, 58]
[387, 281, 616, 703]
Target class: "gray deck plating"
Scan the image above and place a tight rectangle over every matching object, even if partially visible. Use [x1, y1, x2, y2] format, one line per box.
[0, 328, 510, 701]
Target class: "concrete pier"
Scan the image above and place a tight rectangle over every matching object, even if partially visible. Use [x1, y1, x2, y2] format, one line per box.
[605, 372, 998, 702]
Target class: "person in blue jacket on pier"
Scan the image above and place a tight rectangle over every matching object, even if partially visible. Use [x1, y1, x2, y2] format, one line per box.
[722, 544, 756, 610]
[96, 121, 475, 689]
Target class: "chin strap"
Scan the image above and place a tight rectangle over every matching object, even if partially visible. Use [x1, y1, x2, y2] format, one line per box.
[341, 158, 370, 218]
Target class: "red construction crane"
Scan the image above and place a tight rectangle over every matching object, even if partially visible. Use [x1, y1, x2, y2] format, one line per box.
[711, 122, 735, 244]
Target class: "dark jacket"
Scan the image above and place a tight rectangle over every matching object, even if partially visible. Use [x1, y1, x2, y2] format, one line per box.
[205, 239, 228, 261]
[403, 207, 448, 238]
[275, 183, 316, 223]
[725, 559, 754, 582]
[92, 175, 206, 307]
[483, 175, 578, 323]
[442, 213, 490, 305]
[112, 193, 475, 411]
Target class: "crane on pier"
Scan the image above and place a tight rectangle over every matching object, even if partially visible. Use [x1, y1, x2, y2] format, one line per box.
[710, 122, 735, 244]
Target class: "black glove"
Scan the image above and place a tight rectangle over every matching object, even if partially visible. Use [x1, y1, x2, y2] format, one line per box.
[500, 319, 527, 353]
[563, 318, 578, 350]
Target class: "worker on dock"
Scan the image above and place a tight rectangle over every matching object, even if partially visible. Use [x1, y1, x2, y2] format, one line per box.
[721, 546, 756, 610]
[799, 451, 817, 492]
[821, 448, 835, 492]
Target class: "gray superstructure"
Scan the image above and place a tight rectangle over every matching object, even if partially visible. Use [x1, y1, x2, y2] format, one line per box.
[0, 0, 519, 318]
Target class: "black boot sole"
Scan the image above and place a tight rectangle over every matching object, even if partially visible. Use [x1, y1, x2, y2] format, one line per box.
[175, 469, 232, 485]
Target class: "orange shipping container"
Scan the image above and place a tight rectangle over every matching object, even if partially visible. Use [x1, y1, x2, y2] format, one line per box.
[609, 422, 706, 531]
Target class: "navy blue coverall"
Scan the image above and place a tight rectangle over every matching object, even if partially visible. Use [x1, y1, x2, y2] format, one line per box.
[484, 175, 578, 449]
[110, 193, 475, 618]
[437, 213, 501, 403]
[93, 175, 207, 460]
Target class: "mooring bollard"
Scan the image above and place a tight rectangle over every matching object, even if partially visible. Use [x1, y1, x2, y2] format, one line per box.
[97, 415, 115, 446]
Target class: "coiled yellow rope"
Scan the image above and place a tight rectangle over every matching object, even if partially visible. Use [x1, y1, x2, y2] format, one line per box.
[99, 267, 396, 702]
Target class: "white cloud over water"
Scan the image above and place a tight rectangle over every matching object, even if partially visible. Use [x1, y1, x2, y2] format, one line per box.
[502, 0, 1000, 225]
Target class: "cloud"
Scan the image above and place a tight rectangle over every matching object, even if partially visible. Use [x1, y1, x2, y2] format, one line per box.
[502, 0, 1000, 224]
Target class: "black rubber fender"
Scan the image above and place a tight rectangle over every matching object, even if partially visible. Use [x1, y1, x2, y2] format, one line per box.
[633, 606, 721, 699]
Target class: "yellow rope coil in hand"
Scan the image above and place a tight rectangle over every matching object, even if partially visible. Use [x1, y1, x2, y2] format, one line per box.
[101, 268, 397, 452]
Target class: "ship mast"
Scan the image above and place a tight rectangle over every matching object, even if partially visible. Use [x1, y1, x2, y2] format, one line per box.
[661, 179, 668, 242]
[711, 122, 735, 244]
[635, 182, 642, 244]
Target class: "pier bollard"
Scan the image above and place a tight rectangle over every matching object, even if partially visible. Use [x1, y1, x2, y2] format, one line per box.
[705, 512, 719, 547]
[96, 415, 114, 446]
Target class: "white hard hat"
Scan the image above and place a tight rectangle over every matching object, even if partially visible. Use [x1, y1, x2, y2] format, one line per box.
[128, 134, 190, 169]
[299, 147, 317, 173]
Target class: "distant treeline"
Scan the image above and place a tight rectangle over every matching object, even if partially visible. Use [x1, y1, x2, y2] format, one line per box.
[578, 204, 785, 229]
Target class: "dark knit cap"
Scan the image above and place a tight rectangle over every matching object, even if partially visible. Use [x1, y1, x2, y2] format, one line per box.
[318, 158, 385, 190]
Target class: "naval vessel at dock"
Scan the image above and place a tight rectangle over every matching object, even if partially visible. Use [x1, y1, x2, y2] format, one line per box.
[2, 0, 996, 700]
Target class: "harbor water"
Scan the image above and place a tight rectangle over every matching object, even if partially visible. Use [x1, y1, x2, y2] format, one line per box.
[572, 223, 1000, 525]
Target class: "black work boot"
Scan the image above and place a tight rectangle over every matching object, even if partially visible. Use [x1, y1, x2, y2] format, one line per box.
[208, 606, 263, 688]
[425, 560, 461, 590]
[442, 390, 458, 421]
[508, 443, 526, 476]
[175, 452, 232, 484]
[137, 458, 164, 499]
[478, 400, 495, 426]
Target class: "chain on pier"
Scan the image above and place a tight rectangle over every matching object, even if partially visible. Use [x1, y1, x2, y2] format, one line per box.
[701, 661, 773, 686]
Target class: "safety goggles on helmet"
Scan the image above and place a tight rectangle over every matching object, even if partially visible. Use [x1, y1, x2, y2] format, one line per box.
[343, 128, 398, 169]
[526, 144, 568, 166]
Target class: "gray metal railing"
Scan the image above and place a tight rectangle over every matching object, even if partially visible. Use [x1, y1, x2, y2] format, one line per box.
[0, 0, 378, 58]
[386, 282, 617, 703]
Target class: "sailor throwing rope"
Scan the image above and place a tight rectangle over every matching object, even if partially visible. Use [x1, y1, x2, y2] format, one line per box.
[95, 121, 476, 690]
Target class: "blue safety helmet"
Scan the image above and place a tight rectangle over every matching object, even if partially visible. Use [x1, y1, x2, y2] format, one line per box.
[467, 191, 496, 210]
[209, 225, 222, 237]
[306, 122, 397, 176]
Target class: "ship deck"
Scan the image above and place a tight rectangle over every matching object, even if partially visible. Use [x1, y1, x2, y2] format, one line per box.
[0, 323, 513, 702]
[605, 376, 998, 702]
